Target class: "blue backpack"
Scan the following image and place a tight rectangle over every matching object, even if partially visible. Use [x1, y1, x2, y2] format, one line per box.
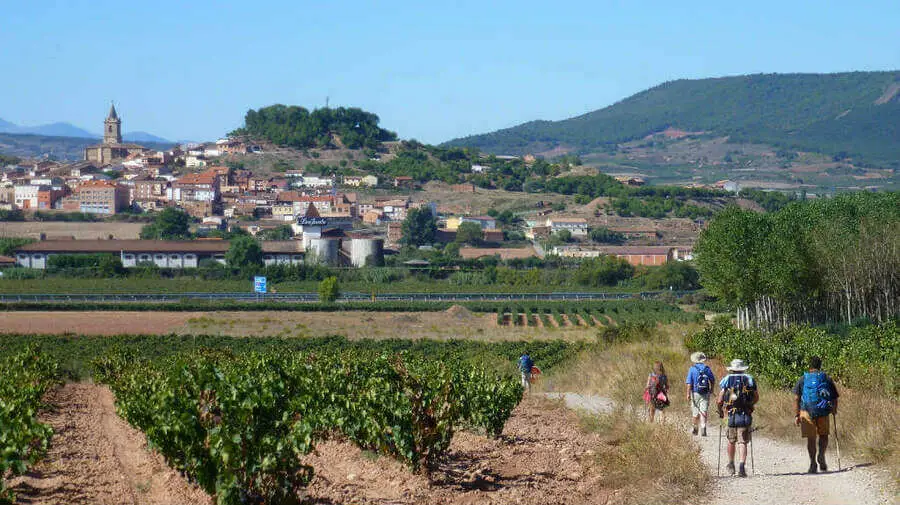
[519, 355, 533, 373]
[801, 372, 833, 418]
[695, 365, 712, 395]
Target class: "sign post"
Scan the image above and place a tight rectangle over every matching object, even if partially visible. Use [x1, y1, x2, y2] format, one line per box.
[254, 276, 267, 301]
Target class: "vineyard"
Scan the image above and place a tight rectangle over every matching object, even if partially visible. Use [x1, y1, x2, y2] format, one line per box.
[0, 334, 584, 504]
[0, 348, 58, 503]
[491, 300, 702, 327]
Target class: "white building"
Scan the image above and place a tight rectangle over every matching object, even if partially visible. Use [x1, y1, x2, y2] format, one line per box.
[13, 184, 39, 209]
[546, 217, 589, 236]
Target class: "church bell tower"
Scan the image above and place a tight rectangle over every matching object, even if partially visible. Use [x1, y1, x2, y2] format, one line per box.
[103, 102, 122, 145]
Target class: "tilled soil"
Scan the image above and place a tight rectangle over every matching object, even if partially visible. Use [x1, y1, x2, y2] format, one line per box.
[9, 383, 210, 505]
[300, 396, 612, 505]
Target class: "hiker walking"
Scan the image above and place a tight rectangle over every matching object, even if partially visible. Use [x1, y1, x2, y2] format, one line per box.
[793, 356, 839, 473]
[716, 359, 758, 477]
[645, 361, 670, 422]
[685, 351, 715, 436]
[518, 352, 534, 392]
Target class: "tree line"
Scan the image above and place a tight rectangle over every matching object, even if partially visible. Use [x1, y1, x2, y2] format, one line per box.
[231, 105, 397, 150]
[696, 191, 900, 329]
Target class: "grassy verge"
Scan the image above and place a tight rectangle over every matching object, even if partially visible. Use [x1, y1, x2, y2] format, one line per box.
[545, 323, 710, 504]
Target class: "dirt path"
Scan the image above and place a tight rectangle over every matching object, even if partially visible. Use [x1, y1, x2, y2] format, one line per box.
[10, 383, 209, 505]
[546, 392, 896, 505]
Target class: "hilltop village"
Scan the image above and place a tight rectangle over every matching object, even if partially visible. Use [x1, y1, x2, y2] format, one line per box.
[1, 104, 707, 270]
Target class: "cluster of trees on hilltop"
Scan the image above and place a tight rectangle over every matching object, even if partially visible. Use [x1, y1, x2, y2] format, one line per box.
[696, 191, 900, 330]
[232, 105, 397, 150]
[445, 71, 900, 167]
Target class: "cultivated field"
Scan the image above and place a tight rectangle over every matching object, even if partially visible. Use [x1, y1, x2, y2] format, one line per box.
[0, 308, 601, 340]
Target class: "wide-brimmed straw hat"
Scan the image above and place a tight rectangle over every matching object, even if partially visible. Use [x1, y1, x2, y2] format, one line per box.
[690, 352, 708, 364]
[726, 359, 750, 372]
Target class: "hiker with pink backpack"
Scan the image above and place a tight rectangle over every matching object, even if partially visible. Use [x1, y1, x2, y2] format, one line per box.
[644, 361, 670, 422]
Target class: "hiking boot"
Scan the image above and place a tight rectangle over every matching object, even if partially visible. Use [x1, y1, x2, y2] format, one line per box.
[807, 462, 818, 474]
[738, 464, 747, 477]
[691, 426, 698, 435]
[817, 454, 828, 472]
[701, 427, 707, 437]
[726, 462, 735, 475]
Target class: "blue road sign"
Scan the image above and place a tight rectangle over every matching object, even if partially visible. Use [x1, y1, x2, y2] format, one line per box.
[254, 276, 267, 294]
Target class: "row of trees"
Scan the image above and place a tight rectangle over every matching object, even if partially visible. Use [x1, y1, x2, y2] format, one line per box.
[696, 192, 899, 329]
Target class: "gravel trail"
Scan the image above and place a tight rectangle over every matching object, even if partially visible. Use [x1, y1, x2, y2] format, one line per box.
[546, 392, 897, 505]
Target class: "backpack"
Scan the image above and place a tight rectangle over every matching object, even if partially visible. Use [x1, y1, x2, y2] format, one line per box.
[695, 365, 712, 395]
[723, 374, 755, 415]
[519, 355, 533, 373]
[801, 372, 833, 418]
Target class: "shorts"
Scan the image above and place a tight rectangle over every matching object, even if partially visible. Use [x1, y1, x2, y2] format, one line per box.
[799, 410, 829, 438]
[690, 392, 710, 416]
[726, 426, 751, 445]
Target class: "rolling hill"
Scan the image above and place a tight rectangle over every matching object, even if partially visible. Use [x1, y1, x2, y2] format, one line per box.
[444, 71, 900, 167]
[0, 119, 171, 145]
[0, 132, 173, 161]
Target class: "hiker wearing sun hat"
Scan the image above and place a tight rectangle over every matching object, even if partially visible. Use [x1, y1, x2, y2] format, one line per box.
[685, 351, 715, 436]
[716, 359, 758, 477]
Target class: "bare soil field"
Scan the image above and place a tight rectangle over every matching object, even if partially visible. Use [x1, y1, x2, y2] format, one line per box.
[301, 396, 609, 505]
[9, 390, 611, 505]
[0, 221, 144, 239]
[0, 309, 598, 340]
[416, 181, 569, 215]
[9, 383, 208, 505]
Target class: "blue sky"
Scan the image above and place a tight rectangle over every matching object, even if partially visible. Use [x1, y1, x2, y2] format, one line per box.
[1, 0, 898, 143]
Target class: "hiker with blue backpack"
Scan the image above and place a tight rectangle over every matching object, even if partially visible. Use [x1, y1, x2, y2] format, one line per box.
[685, 352, 715, 436]
[716, 359, 758, 477]
[793, 356, 840, 474]
[518, 352, 534, 392]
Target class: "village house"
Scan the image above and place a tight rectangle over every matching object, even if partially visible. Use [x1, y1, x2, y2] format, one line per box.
[545, 217, 589, 236]
[342, 175, 378, 187]
[60, 180, 129, 215]
[445, 215, 497, 231]
[168, 171, 220, 203]
[393, 176, 415, 188]
[598, 246, 674, 266]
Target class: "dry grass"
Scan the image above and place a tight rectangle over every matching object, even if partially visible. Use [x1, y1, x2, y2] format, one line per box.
[580, 410, 708, 504]
[546, 323, 710, 504]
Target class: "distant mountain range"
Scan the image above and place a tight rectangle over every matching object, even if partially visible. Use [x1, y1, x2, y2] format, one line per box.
[444, 71, 900, 167]
[0, 118, 171, 143]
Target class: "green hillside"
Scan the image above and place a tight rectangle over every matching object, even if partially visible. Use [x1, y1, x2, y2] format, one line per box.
[444, 71, 900, 167]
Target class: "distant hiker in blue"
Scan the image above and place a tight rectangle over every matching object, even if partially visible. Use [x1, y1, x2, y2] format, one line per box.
[685, 351, 715, 436]
[518, 352, 534, 392]
[716, 359, 758, 477]
[793, 356, 839, 474]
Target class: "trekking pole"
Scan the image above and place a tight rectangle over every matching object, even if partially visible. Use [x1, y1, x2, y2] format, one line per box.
[750, 436, 755, 476]
[717, 419, 723, 477]
[832, 412, 842, 471]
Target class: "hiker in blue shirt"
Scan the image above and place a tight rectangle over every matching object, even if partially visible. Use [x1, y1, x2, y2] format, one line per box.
[793, 356, 840, 474]
[518, 352, 534, 392]
[716, 359, 758, 477]
[685, 351, 715, 436]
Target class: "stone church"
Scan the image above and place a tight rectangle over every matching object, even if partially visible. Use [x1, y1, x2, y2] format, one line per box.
[83, 104, 149, 164]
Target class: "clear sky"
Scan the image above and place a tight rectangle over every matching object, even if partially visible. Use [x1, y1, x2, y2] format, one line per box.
[1, 0, 898, 143]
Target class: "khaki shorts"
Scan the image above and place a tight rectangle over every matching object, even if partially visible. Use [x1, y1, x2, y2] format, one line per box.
[800, 410, 829, 438]
[690, 392, 710, 417]
[727, 426, 751, 444]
